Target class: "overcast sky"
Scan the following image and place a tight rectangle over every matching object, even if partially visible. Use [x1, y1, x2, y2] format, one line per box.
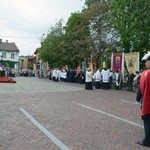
[0, 0, 85, 56]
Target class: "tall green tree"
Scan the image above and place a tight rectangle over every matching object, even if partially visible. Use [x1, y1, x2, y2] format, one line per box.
[109, 0, 150, 53]
[84, 0, 114, 68]
[63, 12, 91, 68]
[132, 0, 150, 53]
[39, 20, 65, 68]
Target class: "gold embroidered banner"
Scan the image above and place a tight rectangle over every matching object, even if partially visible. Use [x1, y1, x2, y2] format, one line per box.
[124, 52, 139, 74]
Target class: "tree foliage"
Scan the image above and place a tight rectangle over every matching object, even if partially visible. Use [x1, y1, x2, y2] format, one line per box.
[62, 12, 92, 68]
[109, 0, 150, 53]
[83, 0, 115, 67]
[39, 20, 65, 68]
[39, 0, 150, 69]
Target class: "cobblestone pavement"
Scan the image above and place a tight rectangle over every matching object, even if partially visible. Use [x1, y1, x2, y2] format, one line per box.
[0, 77, 149, 150]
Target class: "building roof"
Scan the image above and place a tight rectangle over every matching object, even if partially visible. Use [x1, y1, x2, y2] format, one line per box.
[19, 55, 35, 60]
[0, 39, 19, 52]
[34, 48, 40, 54]
[25, 55, 35, 60]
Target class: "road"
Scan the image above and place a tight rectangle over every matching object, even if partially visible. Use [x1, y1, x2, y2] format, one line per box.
[0, 77, 148, 150]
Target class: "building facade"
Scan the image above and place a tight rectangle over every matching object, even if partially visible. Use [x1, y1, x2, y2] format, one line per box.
[19, 55, 36, 70]
[0, 39, 19, 69]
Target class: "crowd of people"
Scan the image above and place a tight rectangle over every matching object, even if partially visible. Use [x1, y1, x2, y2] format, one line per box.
[85, 67, 143, 91]
[0, 66, 16, 77]
[45, 67, 142, 93]
[0, 62, 143, 95]
[0, 64, 142, 93]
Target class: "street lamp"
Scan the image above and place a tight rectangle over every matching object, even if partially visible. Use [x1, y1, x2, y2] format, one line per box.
[39, 60, 42, 78]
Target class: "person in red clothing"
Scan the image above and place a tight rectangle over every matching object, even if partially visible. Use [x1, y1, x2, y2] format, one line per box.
[137, 52, 150, 147]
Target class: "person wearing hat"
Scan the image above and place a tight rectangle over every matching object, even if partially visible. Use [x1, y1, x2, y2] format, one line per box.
[137, 52, 150, 147]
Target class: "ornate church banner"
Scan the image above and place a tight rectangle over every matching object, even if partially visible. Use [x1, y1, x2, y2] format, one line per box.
[111, 53, 123, 72]
[124, 52, 139, 74]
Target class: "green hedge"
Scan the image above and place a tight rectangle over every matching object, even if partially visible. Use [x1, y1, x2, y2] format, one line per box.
[0, 60, 18, 68]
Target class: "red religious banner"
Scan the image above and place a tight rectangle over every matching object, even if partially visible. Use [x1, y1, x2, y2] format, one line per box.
[111, 53, 123, 71]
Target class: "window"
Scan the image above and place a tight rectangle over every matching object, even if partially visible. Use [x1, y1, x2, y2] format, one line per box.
[11, 53, 15, 59]
[2, 52, 6, 58]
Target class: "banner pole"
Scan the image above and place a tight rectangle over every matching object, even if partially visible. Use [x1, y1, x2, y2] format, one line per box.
[122, 52, 124, 75]
[111, 53, 113, 70]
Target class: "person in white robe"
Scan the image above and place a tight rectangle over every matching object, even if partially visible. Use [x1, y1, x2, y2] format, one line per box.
[85, 68, 93, 90]
[101, 68, 110, 90]
[93, 69, 102, 89]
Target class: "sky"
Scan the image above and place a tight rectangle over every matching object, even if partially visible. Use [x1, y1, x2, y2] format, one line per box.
[0, 0, 85, 56]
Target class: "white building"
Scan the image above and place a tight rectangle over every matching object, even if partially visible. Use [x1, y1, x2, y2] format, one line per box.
[0, 39, 20, 69]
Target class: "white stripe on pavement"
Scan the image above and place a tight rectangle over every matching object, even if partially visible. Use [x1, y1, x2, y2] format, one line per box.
[121, 99, 138, 104]
[78, 103, 143, 129]
[20, 108, 70, 150]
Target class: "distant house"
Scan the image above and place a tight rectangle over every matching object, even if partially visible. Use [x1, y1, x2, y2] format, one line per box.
[34, 48, 49, 71]
[0, 39, 19, 69]
[19, 55, 35, 70]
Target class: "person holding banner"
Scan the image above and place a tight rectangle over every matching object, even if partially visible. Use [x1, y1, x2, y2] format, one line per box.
[137, 52, 150, 147]
[114, 70, 122, 90]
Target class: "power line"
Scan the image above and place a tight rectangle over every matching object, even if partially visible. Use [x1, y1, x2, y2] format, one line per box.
[0, 35, 41, 39]
[18, 40, 40, 48]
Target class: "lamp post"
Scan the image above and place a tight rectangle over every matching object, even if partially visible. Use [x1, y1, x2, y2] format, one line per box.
[39, 60, 42, 78]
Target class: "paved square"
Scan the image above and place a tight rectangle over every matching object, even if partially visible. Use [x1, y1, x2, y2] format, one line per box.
[0, 77, 149, 149]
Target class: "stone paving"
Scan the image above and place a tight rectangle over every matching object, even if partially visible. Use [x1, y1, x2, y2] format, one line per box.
[0, 77, 149, 150]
